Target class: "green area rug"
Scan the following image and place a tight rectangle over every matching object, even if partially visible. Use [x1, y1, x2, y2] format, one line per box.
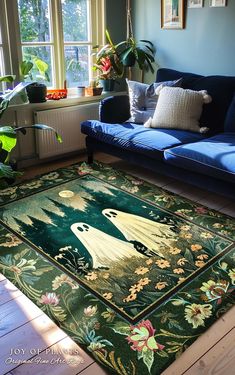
[0, 161, 235, 374]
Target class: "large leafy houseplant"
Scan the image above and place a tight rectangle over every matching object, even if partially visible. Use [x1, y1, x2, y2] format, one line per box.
[119, 38, 155, 73]
[92, 30, 124, 82]
[0, 80, 62, 188]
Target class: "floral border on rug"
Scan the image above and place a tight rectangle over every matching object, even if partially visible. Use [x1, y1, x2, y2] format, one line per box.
[0, 161, 235, 374]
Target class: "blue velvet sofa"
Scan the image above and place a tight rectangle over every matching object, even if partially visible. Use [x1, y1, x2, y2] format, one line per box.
[81, 68, 235, 200]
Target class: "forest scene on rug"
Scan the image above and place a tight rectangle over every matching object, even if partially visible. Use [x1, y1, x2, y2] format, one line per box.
[0, 174, 232, 321]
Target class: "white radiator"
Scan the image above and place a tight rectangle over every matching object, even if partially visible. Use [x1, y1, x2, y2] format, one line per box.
[34, 103, 99, 159]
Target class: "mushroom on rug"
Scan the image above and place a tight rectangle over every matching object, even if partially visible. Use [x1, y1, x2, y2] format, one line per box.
[0, 161, 235, 374]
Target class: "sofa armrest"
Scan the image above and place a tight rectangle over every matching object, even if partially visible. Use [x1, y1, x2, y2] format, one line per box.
[99, 95, 130, 123]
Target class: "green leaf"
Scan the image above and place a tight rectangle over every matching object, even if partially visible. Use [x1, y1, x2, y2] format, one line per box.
[34, 58, 48, 74]
[184, 249, 194, 263]
[171, 299, 185, 306]
[0, 99, 9, 119]
[15, 124, 63, 144]
[140, 39, 154, 47]
[0, 75, 16, 83]
[0, 126, 17, 152]
[2, 82, 34, 102]
[20, 61, 33, 76]
[0, 162, 20, 179]
[157, 350, 169, 358]
[111, 321, 130, 336]
[142, 349, 154, 373]
[105, 29, 114, 47]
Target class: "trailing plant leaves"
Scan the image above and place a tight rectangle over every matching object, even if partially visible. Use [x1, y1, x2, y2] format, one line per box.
[15, 124, 62, 144]
[2, 82, 32, 102]
[0, 75, 16, 83]
[0, 126, 17, 152]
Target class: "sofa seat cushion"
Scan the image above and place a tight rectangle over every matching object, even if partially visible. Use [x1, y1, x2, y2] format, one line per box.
[164, 133, 235, 183]
[81, 120, 204, 160]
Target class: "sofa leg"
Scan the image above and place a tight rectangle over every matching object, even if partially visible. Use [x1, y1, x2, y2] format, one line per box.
[87, 150, 94, 164]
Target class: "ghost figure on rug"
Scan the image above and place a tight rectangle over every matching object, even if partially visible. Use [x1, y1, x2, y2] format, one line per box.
[71, 223, 146, 269]
[102, 209, 176, 258]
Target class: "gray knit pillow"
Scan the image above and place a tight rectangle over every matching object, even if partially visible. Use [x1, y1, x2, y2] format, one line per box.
[144, 86, 212, 133]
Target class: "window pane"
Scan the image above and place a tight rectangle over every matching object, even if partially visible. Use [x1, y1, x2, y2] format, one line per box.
[22, 46, 53, 86]
[62, 0, 89, 42]
[0, 48, 5, 91]
[65, 45, 89, 87]
[18, 0, 51, 42]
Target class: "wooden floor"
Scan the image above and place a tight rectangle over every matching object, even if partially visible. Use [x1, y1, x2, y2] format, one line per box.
[1, 152, 235, 375]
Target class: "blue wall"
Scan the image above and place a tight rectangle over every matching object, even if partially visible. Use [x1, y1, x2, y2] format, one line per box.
[132, 0, 235, 80]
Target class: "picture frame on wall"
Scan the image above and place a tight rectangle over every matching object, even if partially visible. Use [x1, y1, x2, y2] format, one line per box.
[209, 0, 226, 6]
[161, 0, 185, 29]
[188, 0, 204, 8]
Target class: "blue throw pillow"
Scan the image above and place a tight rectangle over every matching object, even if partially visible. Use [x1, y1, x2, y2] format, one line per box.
[224, 94, 235, 132]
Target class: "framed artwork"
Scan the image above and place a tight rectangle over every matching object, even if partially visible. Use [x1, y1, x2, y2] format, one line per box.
[209, 0, 226, 6]
[188, 0, 204, 8]
[161, 0, 185, 29]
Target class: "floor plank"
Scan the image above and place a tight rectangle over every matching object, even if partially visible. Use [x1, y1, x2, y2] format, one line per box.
[0, 279, 22, 307]
[0, 295, 43, 339]
[79, 363, 109, 375]
[184, 328, 235, 375]
[0, 314, 67, 375]
[162, 306, 235, 374]
[10, 336, 94, 375]
[196, 193, 232, 211]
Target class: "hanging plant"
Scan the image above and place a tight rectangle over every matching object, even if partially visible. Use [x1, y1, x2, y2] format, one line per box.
[119, 38, 155, 72]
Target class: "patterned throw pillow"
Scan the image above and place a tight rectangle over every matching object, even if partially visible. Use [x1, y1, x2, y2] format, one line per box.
[144, 86, 212, 133]
[126, 78, 182, 124]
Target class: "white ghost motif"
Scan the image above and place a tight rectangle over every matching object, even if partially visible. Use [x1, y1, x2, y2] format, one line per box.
[71, 222, 145, 269]
[102, 209, 176, 258]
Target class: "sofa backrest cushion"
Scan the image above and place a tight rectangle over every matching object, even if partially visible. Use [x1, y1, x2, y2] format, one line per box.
[99, 95, 130, 123]
[156, 68, 235, 134]
[224, 94, 235, 132]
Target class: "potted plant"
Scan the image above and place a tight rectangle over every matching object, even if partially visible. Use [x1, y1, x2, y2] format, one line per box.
[24, 57, 50, 103]
[92, 30, 124, 91]
[119, 38, 155, 73]
[0, 81, 62, 188]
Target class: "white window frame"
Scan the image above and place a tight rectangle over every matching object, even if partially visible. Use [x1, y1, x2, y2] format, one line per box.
[0, 0, 12, 79]
[3, 0, 105, 88]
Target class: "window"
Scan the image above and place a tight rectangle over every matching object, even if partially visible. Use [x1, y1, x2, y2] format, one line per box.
[5, 0, 105, 89]
[62, 0, 90, 88]
[0, 28, 4, 78]
[0, 0, 11, 91]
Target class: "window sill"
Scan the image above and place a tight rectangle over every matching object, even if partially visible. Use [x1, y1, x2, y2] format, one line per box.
[9, 91, 127, 111]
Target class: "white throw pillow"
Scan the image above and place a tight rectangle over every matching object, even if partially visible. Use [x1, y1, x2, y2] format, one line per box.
[126, 78, 182, 124]
[144, 86, 212, 133]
